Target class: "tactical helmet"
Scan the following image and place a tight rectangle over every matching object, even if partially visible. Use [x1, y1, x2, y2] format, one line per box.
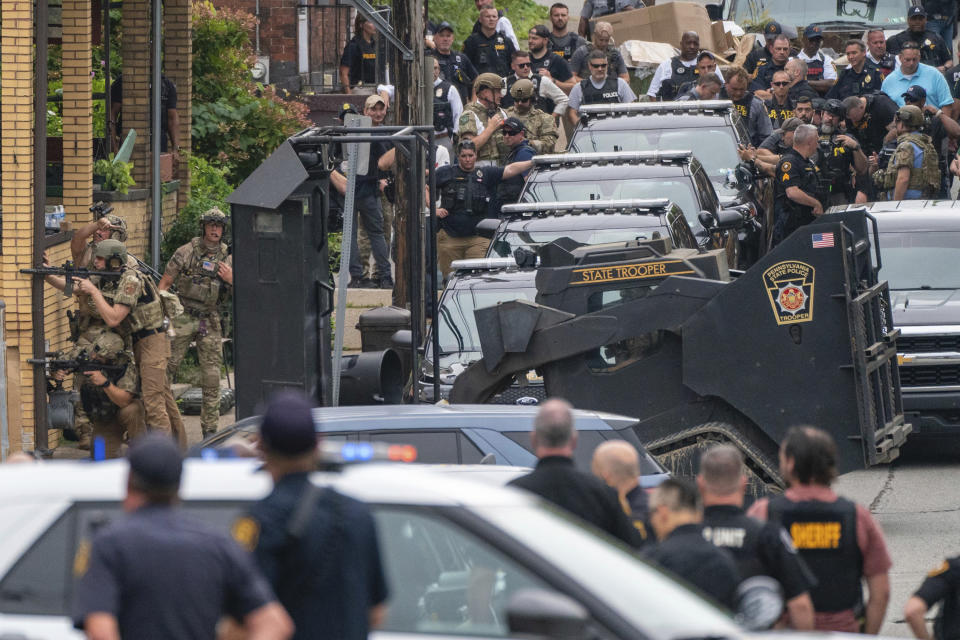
[474, 72, 503, 95]
[89, 328, 126, 361]
[200, 207, 228, 227]
[822, 99, 846, 117]
[896, 104, 924, 127]
[94, 239, 128, 270]
[510, 79, 536, 100]
[105, 214, 128, 242]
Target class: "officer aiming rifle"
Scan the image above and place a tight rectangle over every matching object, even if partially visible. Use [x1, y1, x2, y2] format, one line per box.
[21, 262, 122, 297]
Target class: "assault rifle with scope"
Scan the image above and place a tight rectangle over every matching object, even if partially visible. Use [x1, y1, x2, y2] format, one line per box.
[28, 352, 126, 377]
[20, 261, 122, 297]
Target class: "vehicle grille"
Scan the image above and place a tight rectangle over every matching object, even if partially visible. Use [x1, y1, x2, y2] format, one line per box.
[491, 384, 547, 405]
[899, 365, 960, 387]
[899, 335, 960, 353]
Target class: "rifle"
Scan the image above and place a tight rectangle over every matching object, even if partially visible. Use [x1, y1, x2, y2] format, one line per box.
[28, 352, 126, 377]
[21, 261, 122, 297]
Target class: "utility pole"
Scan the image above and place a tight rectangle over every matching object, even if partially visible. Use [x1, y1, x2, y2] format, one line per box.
[390, 0, 426, 308]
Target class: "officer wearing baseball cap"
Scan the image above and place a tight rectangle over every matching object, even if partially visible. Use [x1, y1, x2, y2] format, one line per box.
[744, 21, 793, 78]
[873, 104, 941, 200]
[234, 391, 389, 640]
[496, 117, 535, 207]
[886, 5, 951, 68]
[797, 25, 837, 92]
[73, 434, 293, 638]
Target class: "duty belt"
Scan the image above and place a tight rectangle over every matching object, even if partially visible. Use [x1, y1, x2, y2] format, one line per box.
[132, 327, 164, 343]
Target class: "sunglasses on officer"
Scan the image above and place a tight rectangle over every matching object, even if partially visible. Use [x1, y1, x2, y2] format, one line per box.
[515, 96, 533, 103]
[516, 62, 531, 68]
[590, 62, 608, 69]
[771, 81, 790, 87]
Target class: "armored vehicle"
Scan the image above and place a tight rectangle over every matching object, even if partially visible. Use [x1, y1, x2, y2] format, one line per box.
[451, 210, 911, 492]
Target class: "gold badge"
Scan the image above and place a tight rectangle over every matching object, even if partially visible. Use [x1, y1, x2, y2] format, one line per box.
[762, 261, 816, 325]
[73, 539, 91, 577]
[864, 75, 872, 83]
[781, 161, 791, 171]
[781, 173, 790, 181]
[231, 516, 260, 552]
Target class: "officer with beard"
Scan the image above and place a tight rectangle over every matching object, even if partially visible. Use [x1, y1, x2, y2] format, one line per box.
[814, 99, 867, 207]
[772, 124, 822, 246]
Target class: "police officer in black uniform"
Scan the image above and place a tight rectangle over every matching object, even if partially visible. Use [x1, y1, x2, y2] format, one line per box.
[233, 391, 389, 640]
[751, 34, 792, 96]
[431, 56, 461, 157]
[842, 92, 899, 156]
[827, 40, 882, 100]
[866, 29, 899, 80]
[463, 4, 517, 76]
[433, 22, 478, 103]
[73, 434, 293, 639]
[645, 477, 741, 610]
[887, 6, 952, 69]
[338, 15, 379, 93]
[744, 21, 784, 77]
[773, 123, 822, 246]
[698, 444, 817, 630]
[906, 557, 960, 640]
[815, 99, 867, 207]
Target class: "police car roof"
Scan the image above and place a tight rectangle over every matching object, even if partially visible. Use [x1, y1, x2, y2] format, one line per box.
[578, 100, 733, 117]
[497, 212, 672, 232]
[828, 201, 960, 233]
[525, 160, 695, 181]
[447, 263, 539, 285]
[576, 111, 732, 132]
[531, 150, 693, 167]
[502, 199, 672, 216]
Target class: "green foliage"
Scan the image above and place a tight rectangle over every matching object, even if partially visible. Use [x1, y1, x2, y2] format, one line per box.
[429, 0, 548, 48]
[161, 154, 233, 264]
[191, 1, 311, 186]
[328, 231, 343, 279]
[94, 154, 135, 193]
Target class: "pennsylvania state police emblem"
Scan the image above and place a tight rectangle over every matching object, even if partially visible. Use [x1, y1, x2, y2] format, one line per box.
[762, 261, 815, 325]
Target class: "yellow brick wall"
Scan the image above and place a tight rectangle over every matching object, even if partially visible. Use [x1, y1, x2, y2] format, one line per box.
[1, 0, 38, 449]
[165, 0, 192, 208]
[122, 0, 153, 186]
[61, 0, 93, 225]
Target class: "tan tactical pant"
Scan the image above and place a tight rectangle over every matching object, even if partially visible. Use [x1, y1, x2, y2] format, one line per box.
[92, 400, 145, 459]
[358, 193, 394, 279]
[134, 332, 186, 449]
[168, 312, 223, 435]
[437, 231, 488, 279]
[74, 403, 93, 449]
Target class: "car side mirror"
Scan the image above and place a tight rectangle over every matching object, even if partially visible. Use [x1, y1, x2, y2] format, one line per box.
[476, 217, 500, 239]
[715, 208, 745, 231]
[698, 210, 717, 229]
[735, 163, 755, 187]
[506, 589, 590, 640]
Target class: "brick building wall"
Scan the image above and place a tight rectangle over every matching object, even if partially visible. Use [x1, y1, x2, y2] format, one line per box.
[215, 0, 302, 93]
[122, 0, 152, 186]
[165, 0, 192, 208]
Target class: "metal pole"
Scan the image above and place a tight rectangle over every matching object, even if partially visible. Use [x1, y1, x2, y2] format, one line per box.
[429, 132, 440, 403]
[407, 139, 420, 403]
[32, 0, 50, 454]
[331, 143, 359, 407]
[0, 302, 8, 462]
[151, 0, 162, 271]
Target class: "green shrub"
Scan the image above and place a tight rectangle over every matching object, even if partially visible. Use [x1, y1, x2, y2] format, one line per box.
[161, 154, 232, 264]
[429, 0, 548, 49]
[93, 154, 135, 193]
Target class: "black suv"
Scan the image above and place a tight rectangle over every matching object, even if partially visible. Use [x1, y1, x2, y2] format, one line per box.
[515, 150, 743, 267]
[832, 201, 960, 435]
[483, 198, 703, 260]
[568, 101, 768, 265]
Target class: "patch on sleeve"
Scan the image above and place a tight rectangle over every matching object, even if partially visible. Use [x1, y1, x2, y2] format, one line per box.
[123, 281, 138, 297]
[781, 162, 791, 171]
[928, 560, 950, 577]
[73, 539, 91, 577]
[231, 516, 260, 552]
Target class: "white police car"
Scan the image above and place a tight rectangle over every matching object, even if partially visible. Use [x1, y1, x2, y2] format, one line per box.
[0, 452, 751, 640]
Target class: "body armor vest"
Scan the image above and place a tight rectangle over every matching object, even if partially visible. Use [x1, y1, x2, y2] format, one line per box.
[878, 132, 940, 196]
[506, 75, 553, 114]
[767, 495, 862, 612]
[731, 91, 755, 120]
[439, 167, 490, 236]
[875, 53, 896, 78]
[581, 75, 621, 104]
[433, 81, 454, 133]
[659, 56, 699, 101]
[702, 507, 767, 582]
[174, 238, 229, 311]
[805, 53, 826, 81]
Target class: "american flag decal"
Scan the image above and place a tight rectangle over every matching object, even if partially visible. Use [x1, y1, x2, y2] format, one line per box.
[811, 232, 835, 248]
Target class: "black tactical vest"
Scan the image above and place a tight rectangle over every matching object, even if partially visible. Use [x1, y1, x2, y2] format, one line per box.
[767, 495, 863, 612]
[439, 167, 491, 236]
[581, 75, 621, 104]
[436, 51, 473, 102]
[550, 32, 581, 60]
[875, 53, 897, 78]
[433, 80, 454, 133]
[805, 53, 825, 81]
[659, 56, 699, 101]
[702, 506, 767, 581]
[504, 74, 553, 113]
[730, 91, 755, 120]
[816, 134, 854, 197]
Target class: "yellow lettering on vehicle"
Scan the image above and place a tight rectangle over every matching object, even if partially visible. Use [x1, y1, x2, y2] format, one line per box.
[569, 260, 694, 285]
[789, 521, 842, 549]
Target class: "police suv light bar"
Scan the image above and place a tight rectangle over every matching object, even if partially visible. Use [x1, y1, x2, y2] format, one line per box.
[579, 100, 733, 116]
[501, 199, 672, 217]
[450, 257, 520, 272]
[532, 150, 693, 167]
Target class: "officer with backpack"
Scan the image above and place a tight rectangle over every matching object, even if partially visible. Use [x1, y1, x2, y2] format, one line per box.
[872, 105, 940, 200]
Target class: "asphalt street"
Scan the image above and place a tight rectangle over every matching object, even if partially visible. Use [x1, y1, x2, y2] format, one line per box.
[835, 436, 960, 637]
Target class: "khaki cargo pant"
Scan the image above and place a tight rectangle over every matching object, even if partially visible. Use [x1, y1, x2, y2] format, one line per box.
[92, 400, 146, 459]
[134, 332, 186, 449]
[437, 231, 488, 279]
[168, 312, 223, 436]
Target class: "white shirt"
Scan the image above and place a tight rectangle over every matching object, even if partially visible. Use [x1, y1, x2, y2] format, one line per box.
[797, 50, 837, 80]
[646, 56, 726, 97]
[497, 16, 519, 50]
[434, 77, 463, 133]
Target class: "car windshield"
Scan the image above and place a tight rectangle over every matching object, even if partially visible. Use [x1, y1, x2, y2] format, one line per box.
[438, 287, 538, 354]
[477, 504, 739, 638]
[572, 127, 739, 183]
[524, 178, 699, 226]
[488, 227, 667, 258]
[878, 230, 960, 289]
[728, 0, 907, 27]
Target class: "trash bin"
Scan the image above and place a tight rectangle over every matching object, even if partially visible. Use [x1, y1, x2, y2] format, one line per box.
[357, 306, 412, 381]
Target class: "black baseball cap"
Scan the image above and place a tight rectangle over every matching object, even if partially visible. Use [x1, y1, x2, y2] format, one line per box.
[338, 102, 358, 121]
[764, 21, 783, 35]
[127, 433, 182, 489]
[908, 5, 926, 17]
[502, 117, 526, 134]
[902, 85, 927, 101]
[803, 25, 823, 39]
[436, 21, 454, 34]
[697, 50, 717, 62]
[529, 24, 550, 39]
[259, 391, 318, 456]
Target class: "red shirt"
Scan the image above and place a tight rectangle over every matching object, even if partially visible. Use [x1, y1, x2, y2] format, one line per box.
[748, 484, 891, 633]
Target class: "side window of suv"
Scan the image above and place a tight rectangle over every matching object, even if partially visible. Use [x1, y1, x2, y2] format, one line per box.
[665, 206, 698, 249]
[366, 431, 461, 464]
[692, 165, 720, 212]
[0, 506, 76, 615]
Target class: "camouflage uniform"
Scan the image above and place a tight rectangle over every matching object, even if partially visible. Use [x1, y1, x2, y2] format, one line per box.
[164, 237, 232, 436]
[873, 131, 940, 200]
[71, 329, 145, 459]
[458, 101, 504, 164]
[504, 106, 558, 154]
[89, 253, 185, 448]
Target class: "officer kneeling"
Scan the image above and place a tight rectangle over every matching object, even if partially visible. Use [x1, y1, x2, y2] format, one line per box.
[873, 104, 940, 200]
[773, 123, 822, 247]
